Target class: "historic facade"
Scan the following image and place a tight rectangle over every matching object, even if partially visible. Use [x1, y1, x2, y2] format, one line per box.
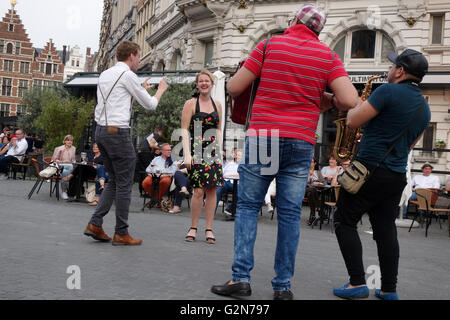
[63, 45, 85, 81]
[132, 0, 449, 176]
[103, 0, 138, 69]
[0, 5, 64, 122]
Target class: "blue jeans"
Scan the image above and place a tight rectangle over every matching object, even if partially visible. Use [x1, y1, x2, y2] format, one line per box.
[232, 136, 313, 291]
[95, 164, 109, 195]
[215, 180, 234, 213]
[59, 163, 73, 190]
[402, 191, 417, 217]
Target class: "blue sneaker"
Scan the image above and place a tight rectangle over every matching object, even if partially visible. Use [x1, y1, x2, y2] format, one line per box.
[333, 283, 369, 300]
[375, 289, 399, 300]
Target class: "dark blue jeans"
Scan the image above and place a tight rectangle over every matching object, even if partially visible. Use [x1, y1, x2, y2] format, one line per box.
[174, 170, 189, 207]
[95, 164, 109, 196]
[0, 155, 19, 175]
[232, 136, 313, 291]
[215, 180, 234, 213]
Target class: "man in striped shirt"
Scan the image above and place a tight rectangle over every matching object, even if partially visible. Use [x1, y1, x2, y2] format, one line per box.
[211, 4, 359, 300]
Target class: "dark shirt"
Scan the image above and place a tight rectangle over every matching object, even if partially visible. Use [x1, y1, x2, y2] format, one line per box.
[357, 82, 431, 173]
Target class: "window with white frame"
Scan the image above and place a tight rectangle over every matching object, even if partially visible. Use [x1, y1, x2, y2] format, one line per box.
[0, 103, 10, 117]
[18, 80, 28, 98]
[15, 42, 20, 55]
[332, 29, 395, 65]
[6, 43, 13, 54]
[204, 40, 214, 67]
[422, 122, 436, 155]
[431, 14, 444, 45]
[16, 104, 27, 116]
[3, 59, 13, 72]
[20, 61, 29, 73]
[2, 78, 12, 96]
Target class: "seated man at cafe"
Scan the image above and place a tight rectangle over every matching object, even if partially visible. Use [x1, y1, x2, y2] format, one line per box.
[0, 130, 28, 180]
[137, 127, 164, 196]
[142, 143, 178, 209]
[215, 148, 242, 216]
[403, 163, 441, 217]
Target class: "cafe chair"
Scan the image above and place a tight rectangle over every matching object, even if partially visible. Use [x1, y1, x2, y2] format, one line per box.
[410, 188, 450, 237]
[10, 153, 38, 180]
[322, 186, 340, 232]
[27, 158, 62, 201]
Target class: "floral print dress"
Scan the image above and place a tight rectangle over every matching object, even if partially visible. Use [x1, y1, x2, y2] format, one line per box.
[188, 97, 224, 188]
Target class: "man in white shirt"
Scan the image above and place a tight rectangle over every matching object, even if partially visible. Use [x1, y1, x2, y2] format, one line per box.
[0, 129, 28, 179]
[142, 143, 178, 208]
[84, 40, 168, 246]
[404, 163, 441, 217]
[412, 163, 440, 189]
[215, 149, 242, 217]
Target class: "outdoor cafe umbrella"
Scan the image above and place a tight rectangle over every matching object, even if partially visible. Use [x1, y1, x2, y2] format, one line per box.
[397, 152, 419, 228]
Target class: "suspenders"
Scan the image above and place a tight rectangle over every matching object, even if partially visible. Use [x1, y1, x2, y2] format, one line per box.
[98, 70, 127, 133]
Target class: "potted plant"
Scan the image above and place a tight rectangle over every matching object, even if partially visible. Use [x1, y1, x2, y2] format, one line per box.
[435, 140, 446, 149]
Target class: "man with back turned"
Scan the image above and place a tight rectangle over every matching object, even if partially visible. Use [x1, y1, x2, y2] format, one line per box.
[332, 49, 430, 300]
[83, 40, 168, 246]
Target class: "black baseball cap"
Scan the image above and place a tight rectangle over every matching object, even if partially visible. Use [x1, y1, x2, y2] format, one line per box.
[387, 49, 428, 79]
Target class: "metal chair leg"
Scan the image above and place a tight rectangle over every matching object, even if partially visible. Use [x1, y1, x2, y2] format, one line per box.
[28, 179, 41, 199]
[36, 179, 45, 194]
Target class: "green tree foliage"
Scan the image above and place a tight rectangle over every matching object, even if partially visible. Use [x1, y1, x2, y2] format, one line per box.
[31, 90, 95, 152]
[17, 87, 69, 137]
[134, 81, 196, 143]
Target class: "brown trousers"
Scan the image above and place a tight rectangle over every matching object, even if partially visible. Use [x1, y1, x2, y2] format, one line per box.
[142, 175, 172, 201]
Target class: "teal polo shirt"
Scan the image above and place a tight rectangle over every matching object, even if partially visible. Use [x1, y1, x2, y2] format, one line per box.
[356, 81, 431, 173]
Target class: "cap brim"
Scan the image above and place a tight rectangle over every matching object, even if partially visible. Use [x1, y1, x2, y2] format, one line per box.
[386, 51, 397, 64]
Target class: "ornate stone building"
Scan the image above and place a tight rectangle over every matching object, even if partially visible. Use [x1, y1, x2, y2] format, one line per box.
[98, 0, 138, 70]
[97, 0, 113, 72]
[126, 0, 450, 175]
[63, 45, 85, 81]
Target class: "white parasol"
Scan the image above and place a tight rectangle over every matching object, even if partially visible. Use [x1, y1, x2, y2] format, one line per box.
[211, 68, 226, 138]
[396, 151, 419, 228]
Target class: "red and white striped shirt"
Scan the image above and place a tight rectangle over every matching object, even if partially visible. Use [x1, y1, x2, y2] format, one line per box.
[244, 24, 348, 144]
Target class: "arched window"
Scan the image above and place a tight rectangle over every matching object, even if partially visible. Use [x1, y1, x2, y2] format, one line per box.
[332, 29, 395, 66]
[6, 43, 13, 54]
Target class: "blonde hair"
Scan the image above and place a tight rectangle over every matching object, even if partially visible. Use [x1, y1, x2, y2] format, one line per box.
[63, 135, 74, 143]
[195, 69, 216, 84]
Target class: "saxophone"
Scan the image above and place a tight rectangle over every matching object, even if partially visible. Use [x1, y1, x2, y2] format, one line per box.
[332, 74, 385, 162]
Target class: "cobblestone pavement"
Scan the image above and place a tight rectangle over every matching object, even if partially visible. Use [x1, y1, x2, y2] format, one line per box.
[0, 178, 449, 300]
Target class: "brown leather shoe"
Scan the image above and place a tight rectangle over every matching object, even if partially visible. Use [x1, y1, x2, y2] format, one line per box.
[112, 233, 143, 246]
[84, 223, 111, 242]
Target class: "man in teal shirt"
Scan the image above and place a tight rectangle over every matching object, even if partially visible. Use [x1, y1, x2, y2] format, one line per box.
[332, 49, 430, 300]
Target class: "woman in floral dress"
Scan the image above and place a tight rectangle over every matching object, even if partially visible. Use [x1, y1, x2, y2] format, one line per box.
[181, 69, 224, 244]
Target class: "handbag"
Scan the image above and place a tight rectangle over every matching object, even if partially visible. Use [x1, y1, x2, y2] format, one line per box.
[338, 98, 425, 194]
[39, 162, 59, 178]
[230, 38, 270, 129]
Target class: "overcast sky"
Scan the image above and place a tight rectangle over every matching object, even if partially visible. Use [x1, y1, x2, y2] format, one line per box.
[0, 0, 103, 55]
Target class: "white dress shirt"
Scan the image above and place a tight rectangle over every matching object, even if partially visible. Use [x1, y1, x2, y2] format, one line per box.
[146, 156, 178, 176]
[223, 161, 239, 182]
[95, 62, 159, 128]
[412, 174, 441, 189]
[6, 138, 28, 161]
